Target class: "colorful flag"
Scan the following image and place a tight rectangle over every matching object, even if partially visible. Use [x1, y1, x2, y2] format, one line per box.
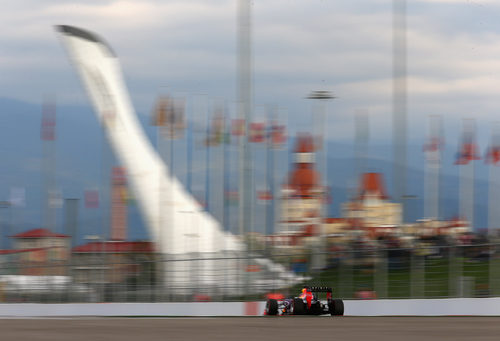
[151, 95, 169, 127]
[206, 112, 225, 146]
[152, 95, 185, 139]
[85, 190, 99, 208]
[268, 123, 286, 147]
[231, 119, 245, 136]
[249, 122, 265, 143]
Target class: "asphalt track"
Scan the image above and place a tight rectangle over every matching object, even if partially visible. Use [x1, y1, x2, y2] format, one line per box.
[0, 317, 499, 341]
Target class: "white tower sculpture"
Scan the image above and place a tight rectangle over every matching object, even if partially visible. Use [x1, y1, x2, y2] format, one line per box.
[55, 25, 296, 294]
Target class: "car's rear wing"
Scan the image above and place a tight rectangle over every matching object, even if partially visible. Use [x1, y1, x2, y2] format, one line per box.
[309, 286, 332, 293]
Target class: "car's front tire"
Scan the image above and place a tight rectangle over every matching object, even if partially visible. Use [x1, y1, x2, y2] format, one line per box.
[266, 299, 278, 315]
[293, 298, 305, 315]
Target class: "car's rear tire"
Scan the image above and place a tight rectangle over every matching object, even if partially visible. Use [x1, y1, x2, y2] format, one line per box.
[311, 301, 322, 315]
[293, 298, 305, 315]
[329, 299, 344, 316]
[266, 299, 278, 315]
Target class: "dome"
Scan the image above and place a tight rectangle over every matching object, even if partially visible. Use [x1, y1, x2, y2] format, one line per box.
[288, 168, 321, 196]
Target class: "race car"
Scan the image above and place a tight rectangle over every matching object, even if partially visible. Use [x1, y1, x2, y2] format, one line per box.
[264, 286, 344, 316]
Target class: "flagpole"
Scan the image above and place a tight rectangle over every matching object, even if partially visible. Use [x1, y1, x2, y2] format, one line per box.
[205, 106, 211, 214]
[187, 105, 193, 195]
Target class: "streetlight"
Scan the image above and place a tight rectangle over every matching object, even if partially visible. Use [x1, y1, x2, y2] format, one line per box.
[306, 90, 336, 270]
[0, 201, 11, 250]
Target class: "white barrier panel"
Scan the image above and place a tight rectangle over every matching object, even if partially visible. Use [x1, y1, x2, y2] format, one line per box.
[0, 302, 257, 317]
[345, 298, 500, 316]
[0, 299, 499, 317]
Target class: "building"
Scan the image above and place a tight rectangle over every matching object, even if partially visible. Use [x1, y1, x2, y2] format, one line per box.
[71, 241, 158, 290]
[9, 228, 70, 275]
[280, 134, 324, 236]
[342, 173, 402, 237]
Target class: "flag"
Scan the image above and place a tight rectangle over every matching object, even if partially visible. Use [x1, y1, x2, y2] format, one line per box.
[455, 132, 480, 165]
[151, 96, 169, 127]
[249, 122, 265, 143]
[120, 187, 135, 205]
[485, 146, 500, 165]
[85, 190, 99, 208]
[257, 189, 273, 201]
[423, 137, 443, 152]
[231, 119, 245, 136]
[206, 112, 225, 146]
[224, 190, 239, 206]
[268, 123, 286, 147]
[423, 137, 443, 162]
[9, 187, 25, 207]
[41, 100, 56, 141]
[152, 95, 185, 139]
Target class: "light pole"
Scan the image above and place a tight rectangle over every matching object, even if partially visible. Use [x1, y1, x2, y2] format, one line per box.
[307, 90, 335, 270]
[0, 201, 11, 250]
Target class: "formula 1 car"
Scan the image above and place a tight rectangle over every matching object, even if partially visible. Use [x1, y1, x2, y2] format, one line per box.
[264, 286, 344, 316]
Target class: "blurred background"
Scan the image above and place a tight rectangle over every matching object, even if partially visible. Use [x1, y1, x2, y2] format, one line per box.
[2, 0, 500, 303]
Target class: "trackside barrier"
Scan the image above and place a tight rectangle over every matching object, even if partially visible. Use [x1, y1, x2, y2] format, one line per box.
[0, 298, 500, 317]
[345, 298, 500, 316]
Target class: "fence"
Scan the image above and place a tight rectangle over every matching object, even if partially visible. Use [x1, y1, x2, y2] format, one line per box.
[0, 243, 498, 303]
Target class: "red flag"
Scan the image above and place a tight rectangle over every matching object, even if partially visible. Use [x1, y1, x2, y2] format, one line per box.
[485, 146, 500, 165]
[455, 143, 480, 165]
[249, 122, 265, 143]
[455, 131, 480, 165]
[269, 123, 286, 147]
[423, 137, 442, 152]
[257, 190, 273, 201]
[85, 190, 99, 208]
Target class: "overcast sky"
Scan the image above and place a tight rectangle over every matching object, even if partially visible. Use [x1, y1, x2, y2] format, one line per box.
[2, 0, 500, 144]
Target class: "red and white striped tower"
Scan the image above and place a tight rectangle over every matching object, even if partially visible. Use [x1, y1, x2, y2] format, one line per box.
[110, 167, 127, 241]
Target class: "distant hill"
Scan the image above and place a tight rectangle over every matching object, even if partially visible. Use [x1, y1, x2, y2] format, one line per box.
[0, 97, 494, 248]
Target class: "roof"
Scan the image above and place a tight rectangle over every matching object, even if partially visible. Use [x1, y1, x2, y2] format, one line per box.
[358, 173, 388, 200]
[294, 134, 315, 154]
[12, 228, 70, 239]
[56, 25, 116, 56]
[324, 218, 347, 224]
[0, 247, 60, 255]
[72, 241, 155, 253]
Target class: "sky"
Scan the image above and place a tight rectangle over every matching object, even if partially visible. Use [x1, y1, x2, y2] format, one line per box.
[2, 0, 500, 238]
[2, 0, 500, 145]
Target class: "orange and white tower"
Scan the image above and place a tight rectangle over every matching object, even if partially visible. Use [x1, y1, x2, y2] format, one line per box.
[280, 134, 324, 235]
[111, 167, 127, 241]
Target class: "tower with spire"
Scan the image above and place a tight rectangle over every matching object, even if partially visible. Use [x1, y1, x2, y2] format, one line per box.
[280, 134, 324, 235]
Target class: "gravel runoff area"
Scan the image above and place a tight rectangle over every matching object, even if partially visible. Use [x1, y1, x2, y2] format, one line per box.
[0, 317, 499, 341]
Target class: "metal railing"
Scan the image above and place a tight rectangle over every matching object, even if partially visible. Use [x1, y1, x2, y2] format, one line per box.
[0, 243, 498, 302]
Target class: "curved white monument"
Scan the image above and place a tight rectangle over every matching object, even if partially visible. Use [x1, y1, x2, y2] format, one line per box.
[55, 25, 296, 294]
